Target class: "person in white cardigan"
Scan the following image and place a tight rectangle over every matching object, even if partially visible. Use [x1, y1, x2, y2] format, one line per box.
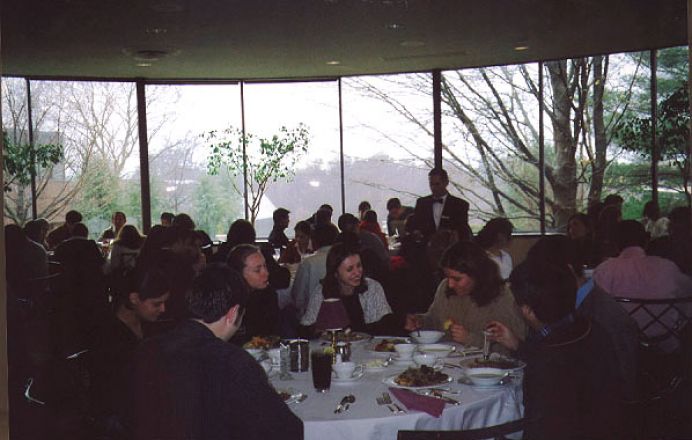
[475, 217, 514, 281]
[104, 224, 144, 275]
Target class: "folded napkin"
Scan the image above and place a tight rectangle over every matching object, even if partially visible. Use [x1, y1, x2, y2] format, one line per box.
[388, 387, 446, 417]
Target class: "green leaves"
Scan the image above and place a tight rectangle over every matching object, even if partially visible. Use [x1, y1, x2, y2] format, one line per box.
[3, 130, 64, 191]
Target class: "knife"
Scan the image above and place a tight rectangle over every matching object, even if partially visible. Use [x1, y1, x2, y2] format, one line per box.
[334, 396, 350, 413]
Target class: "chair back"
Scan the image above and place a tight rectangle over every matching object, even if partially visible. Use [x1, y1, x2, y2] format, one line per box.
[614, 296, 692, 352]
[397, 418, 526, 440]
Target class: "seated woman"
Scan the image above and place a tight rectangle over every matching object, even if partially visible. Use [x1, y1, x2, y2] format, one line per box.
[475, 217, 514, 281]
[405, 241, 526, 354]
[300, 243, 395, 336]
[105, 224, 145, 275]
[227, 244, 281, 344]
[359, 210, 388, 247]
[279, 220, 313, 264]
[567, 213, 598, 268]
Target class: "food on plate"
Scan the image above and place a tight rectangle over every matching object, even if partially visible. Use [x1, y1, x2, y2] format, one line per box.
[278, 391, 292, 401]
[321, 331, 370, 343]
[465, 357, 521, 370]
[373, 338, 408, 352]
[394, 365, 449, 387]
[243, 335, 280, 350]
[365, 358, 388, 369]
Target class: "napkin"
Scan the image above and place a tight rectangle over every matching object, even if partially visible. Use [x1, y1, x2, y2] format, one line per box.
[388, 387, 445, 417]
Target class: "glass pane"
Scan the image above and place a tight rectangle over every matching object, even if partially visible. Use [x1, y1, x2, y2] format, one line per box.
[3, 79, 141, 238]
[442, 65, 541, 233]
[243, 81, 340, 239]
[146, 84, 242, 240]
[342, 73, 433, 234]
[1, 77, 30, 226]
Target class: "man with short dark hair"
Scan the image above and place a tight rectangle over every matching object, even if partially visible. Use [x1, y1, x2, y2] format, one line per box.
[412, 168, 470, 241]
[99, 211, 127, 241]
[385, 197, 414, 236]
[268, 207, 290, 249]
[160, 212, 175, 227]
[338, 213, 389, 268]
[46, 209, 83, 249]
[130, 263, 302, 440]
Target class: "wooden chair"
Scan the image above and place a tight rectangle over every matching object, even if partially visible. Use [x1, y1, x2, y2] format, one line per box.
[397, 418, 527, 440]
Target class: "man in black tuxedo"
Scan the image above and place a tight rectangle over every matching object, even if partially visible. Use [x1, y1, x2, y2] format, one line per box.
[413, 168, 471, 241]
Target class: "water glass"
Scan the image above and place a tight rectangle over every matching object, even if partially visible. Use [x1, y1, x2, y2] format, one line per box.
[311, 350, 332, 392]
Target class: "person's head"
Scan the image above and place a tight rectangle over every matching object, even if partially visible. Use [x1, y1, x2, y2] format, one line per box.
[509, 260, 577, 328]
[386, 198, 402, 216]
[363, 210, 378, 224]
[24, 218, 49, 243]
[604, 194, 624, 208]
[615, 219, 648, 251]
[72, 222, 89, 238]
[322, 242, 366, 298]
[567, 213, 591, 240]
[160, 212, 175, 227]
[337, 213, 359, 233]
[112, 211, 127, 231]
[668, 206, 691, 238]
[115, 224, 144, 249]
[475, 217, 513, 250]
[119, 267, 171, 323]
[226, 219, 256, 247]
[173, 213, 196, 230]
[65, 210, 83, 225]
[294, 220, 312, 251]
[168, 227, 204, 269]
[314, 207, 333, 226]
[272, 208, 290, 230]
[311, 223, 339, 249]
[226, 244, 269, 291]
[428, 168, 449, 198]
[642, 201, 660, 221]
[320, 204, 334, 215]
[525, 234, 584, 279]
[358, 201, 371, 219]
[439, 241, 503, 306]
[186, 263, 250, 341]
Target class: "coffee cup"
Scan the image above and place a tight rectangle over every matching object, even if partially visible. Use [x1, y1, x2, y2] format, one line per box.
[332, 361, 363, 379]
[413, 352, 443, 369]
[394, 343, 416, 360]
[267, 348, 281, 366]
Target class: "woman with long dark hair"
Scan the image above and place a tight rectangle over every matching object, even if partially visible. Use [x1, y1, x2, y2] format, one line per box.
[475, 217, 514, 280]
[405, 241, 525, 353]
[300, 243, 394, 335]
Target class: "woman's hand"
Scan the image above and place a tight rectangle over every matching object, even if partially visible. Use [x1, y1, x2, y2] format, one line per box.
[404, 314, 421, 331]
[485, 320, 519, 351]
[449, 322, 470, 344]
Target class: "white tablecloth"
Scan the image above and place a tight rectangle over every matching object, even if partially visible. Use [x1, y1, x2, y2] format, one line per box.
[270, 340, 524, 440]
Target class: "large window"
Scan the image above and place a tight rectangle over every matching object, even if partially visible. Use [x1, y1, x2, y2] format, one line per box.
[442, 65, 541, 233]
[145, 84, 242, 239]
[243, 81, 340, 238]
[342, 74, 433, 232]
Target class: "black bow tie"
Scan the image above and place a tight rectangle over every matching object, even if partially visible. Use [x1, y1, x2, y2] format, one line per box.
[433, 198, 444, 204]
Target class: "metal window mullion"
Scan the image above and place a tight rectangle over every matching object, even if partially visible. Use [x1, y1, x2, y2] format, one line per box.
[338, 78, 345, 215]
[240, 82, 249, 221]
[26, 78, 37, 219]
[433, 70, 442, 169]
[136, 81, 151, 233]
[538, 62, 546, 234]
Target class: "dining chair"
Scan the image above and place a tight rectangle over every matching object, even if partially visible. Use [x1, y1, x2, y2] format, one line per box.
[397, 418, 527, 440]
[615, 295, 692, 439]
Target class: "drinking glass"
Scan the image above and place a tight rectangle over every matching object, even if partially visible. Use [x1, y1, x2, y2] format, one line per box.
[310, 350, 332, 392]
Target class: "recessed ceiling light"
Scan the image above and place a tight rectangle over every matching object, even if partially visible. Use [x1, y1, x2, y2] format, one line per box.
[400, 40, 425, 48]
[385, 23, 404, 31]
[145, 27, 168, 35]
[136, 62, 153, 67]
[326, 60, 341, 65]
[514, 45, 530, 51]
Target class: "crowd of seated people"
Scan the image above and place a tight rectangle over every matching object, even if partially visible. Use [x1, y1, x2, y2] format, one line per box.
[5, 171, 692, 438]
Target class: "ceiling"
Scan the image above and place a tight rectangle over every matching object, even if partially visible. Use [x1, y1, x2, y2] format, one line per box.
[1, 0, 688, 82]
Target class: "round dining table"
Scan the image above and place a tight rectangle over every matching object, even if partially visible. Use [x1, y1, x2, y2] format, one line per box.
[269, 338, 524, 440]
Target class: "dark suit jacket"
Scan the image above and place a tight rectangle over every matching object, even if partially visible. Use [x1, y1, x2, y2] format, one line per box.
[413, 194, 470, 240]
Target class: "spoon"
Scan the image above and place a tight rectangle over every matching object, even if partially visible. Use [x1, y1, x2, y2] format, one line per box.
[343, 394, 356, 411]
[482, 330, 491, 361]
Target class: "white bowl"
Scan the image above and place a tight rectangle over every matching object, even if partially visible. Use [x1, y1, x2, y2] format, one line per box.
[464, 367, 507, 386]
[410, 330, 444, 344]
[417, 343, 454, 359]
[393, 343, 416, 359]
[413, 352, 440, 367]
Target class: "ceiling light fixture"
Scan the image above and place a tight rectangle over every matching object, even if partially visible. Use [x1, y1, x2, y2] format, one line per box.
[400, 40, 425, 48]
[145, 27, 168, 35]
[514, 45, 530, 51]
[385, 23, 404, 31]
[136, 62, 153, 67]
[326, 60, 341, 65]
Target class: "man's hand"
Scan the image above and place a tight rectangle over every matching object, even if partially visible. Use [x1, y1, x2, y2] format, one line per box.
[449, 322, 470, 344]
[485, 320, 519, 351]
[404, 314, 421, 331]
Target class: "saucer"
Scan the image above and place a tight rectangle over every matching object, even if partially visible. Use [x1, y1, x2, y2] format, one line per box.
[392, 358, 415, 367]
[458, 374, 510, 389]
[332, 371, 365, 383]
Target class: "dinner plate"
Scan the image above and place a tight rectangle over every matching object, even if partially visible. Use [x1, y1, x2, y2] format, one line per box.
[363, 359, 391, 372]
[320, 331, 372, 345]
[382, 373, 453, 390]
[332, 371, 365, 384]
[365, 337, 412, 354]
[457, 374, 510, 389]
[459, 354, 526, 373]
[391, 357, 415, 367]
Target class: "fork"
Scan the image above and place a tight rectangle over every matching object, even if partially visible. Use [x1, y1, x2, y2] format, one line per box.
[376, 395, 399, 414]
[382, 392, 407, 413]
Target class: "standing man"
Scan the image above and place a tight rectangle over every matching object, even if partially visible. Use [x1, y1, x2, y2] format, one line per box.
[130, 263, 303, 440]
[100, 211, 127, 241]
[413, 168, 471, 241]
[268, 207, 290, 249]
